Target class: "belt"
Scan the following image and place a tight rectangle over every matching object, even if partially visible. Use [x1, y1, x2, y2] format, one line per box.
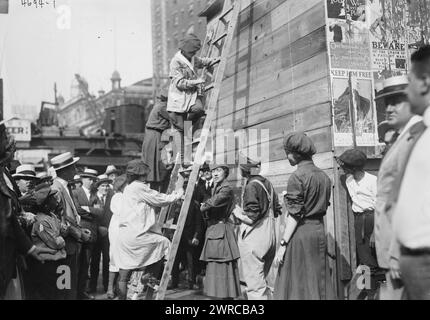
[145, 126, 164, 133]
[401, 246, 430, 256]
[353, 209, 375, 216]
[299, 216, 324, 225]
[353, 210, 374, 243]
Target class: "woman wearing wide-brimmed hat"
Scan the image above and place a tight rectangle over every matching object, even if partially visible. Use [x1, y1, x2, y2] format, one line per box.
[115, 160, 183, 300]
[199, 164, 241, 299]
[274, 132, 335, 300]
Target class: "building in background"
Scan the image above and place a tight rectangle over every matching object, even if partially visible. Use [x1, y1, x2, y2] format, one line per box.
[57, 71, 153, 136]
[151, 0, 213, 95]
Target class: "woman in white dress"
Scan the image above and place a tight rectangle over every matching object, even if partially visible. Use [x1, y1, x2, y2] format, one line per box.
[116, 160, 183, 300]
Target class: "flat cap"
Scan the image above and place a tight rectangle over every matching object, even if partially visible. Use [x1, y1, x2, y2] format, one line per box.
[239, 155, 261, 174]
[337, 149, 367, 168]
[126, 159, 151, 176]
[179, 33, 202, 52]
[283, 132, 316, 157]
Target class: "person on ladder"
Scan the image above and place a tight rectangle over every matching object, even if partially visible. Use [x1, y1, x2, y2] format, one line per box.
[166, 33, 220, 169]
[142, 85, 172, 192]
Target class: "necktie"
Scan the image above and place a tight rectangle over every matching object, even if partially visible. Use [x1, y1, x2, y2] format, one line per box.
[391, 130, 400, 144]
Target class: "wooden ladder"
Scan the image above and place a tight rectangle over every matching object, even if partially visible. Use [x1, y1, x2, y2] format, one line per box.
[151, 0, 242, 300]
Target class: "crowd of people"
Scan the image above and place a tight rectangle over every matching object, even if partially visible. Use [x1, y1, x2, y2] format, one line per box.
[1, 36, 430, 301]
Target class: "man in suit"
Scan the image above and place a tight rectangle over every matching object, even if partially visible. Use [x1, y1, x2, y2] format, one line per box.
[169, 163, 209, 290]
[0, 121, 55, 299]
[196, 162, 213, 203]
[374, 75, 423, 300]
[51, 152, 89, 300]
[89, 174, 113, 295]
[392, 45, 430, 299]
[72, 168, 101, 300]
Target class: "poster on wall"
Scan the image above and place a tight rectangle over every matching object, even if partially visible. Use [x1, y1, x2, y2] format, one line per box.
[324, 0, 428, 147]
[367, 0, 411, 142]
[331, 69, 376, 146]
[326, 0, 377, 146]
[368, 0, 408, 75]
[327, 0, 371, 70]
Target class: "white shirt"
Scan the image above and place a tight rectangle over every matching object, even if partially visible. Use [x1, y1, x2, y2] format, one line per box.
[345, 172, 377, 213]
[393, 107, 430, 249]
[82, 186, 91, 201]
[205, 179, 213, 190]
[97, 192, 106, 205]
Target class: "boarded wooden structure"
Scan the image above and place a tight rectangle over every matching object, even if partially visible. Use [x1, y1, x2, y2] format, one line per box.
[198, 0, 430, 299]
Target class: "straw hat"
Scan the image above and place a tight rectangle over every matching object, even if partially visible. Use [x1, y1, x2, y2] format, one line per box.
[50, 152, 80, 171]
[105, 165, 120, 176]
[94, 174, 112, 188]
[13, 164, 39, 180]
[375, 75, 408, 101]
[80, 168, 98, 179]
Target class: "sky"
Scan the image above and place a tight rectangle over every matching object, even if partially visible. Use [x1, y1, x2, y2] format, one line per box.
[0, 0, 153, 120]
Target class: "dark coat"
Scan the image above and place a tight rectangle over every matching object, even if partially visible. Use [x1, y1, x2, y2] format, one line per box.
[200, 180, 234, 222]
[196, 178, 213, 203]
[181, 185, 205, 244]
[72, 187, 103, 243]
[200, 180, 240, 263]
[142, 99, 171, 183]
[0, 167, 33, 298]
[145, 99, 171, 132]
[243, 175, 283, 223]
[89, 190, 114, 230]
[51, 179, 81, 255]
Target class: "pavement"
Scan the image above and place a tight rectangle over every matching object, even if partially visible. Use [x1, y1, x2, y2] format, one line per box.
[89, 269, 210, 301]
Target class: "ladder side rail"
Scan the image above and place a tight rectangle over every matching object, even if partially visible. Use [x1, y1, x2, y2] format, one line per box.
[155, 0, 241, 300]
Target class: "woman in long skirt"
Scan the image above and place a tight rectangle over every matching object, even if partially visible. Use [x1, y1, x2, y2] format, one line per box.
[200, 164, 241, 299]
[274, 132, 335, 300]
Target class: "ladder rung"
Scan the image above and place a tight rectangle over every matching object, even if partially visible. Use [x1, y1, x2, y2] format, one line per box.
[213, 32, 227, 45]
[205, 83, 215, 91]
[162, 223, 177, 230]
[219, 7, 233, 22]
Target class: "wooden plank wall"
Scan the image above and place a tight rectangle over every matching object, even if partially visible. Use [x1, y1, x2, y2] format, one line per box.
[210, 0, 347, 297]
